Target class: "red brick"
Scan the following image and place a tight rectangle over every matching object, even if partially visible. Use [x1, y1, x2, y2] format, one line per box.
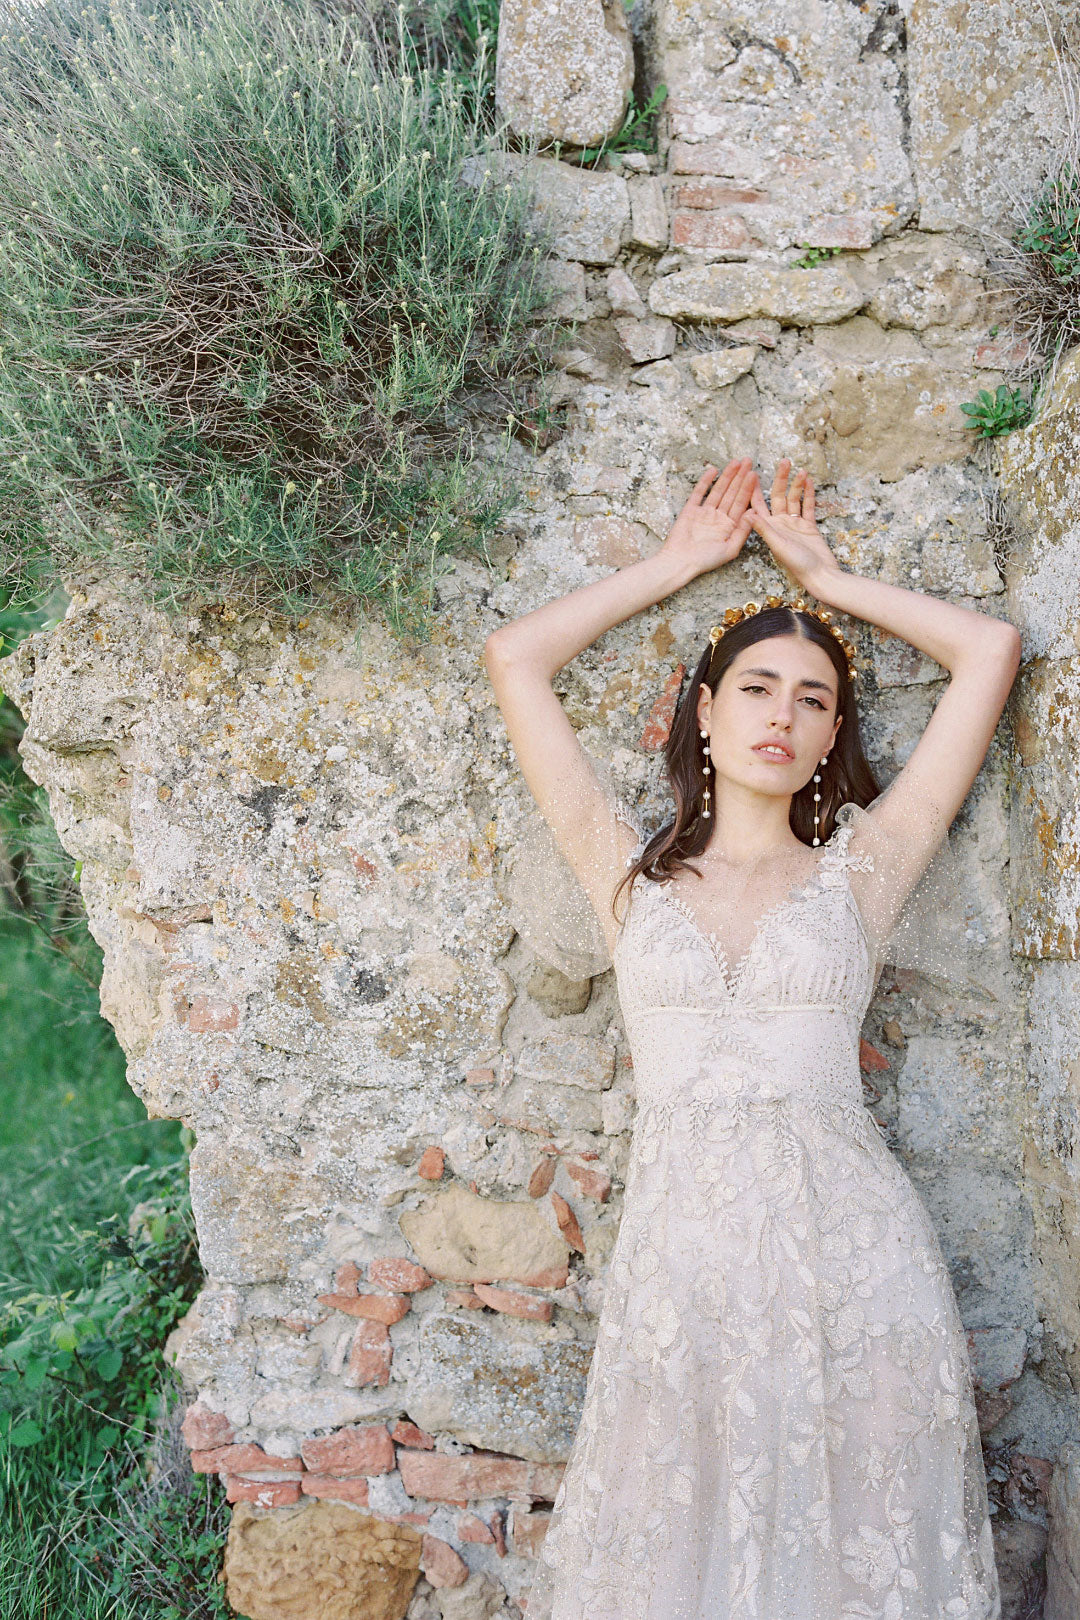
[301, 1424, 395, 1477]
[390, 1419, 436, 1449]
[527, 1157, 556, 1198]
[418, 1145, 446, 1179]
[672, 211, 753, 252]
[186, 995, 240, 1032]
[381, 1508, 435, 1525]
[675, 181, 769, 208]
[181, 1401, 234, 1451]
[398, 1449, 564, 1505]
[974, 337, 1031, 368]
[510, 1506, 552, 1558]
[550, 1191, 585, 1255]
[345, 1320, 392, 1387]
[299, 1475, 371, 1504]
[334, 1260, 362, 1295]
[641, 664, 685, 751]
[316, 1291, 410, 1324]
[458, 1512, 495, 1543]
[447, 1288, 487, 1309]
[191, 1443, 303, 1476]
[566, 1159, 612, 1203]
[859, 1039, 890, 1072]
[420, 1535, 469, 1589]
[224, 1478, 302, 1508]
[472, 1284, 553, 1322]
[464, 1067, 496, 1085]
[368, 1257, 432, 1293]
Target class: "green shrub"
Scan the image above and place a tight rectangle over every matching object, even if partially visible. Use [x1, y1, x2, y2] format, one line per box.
[0, 0, 553, 639]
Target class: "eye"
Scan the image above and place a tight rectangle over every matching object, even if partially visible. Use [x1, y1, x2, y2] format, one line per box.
[740, 683, 826, 710]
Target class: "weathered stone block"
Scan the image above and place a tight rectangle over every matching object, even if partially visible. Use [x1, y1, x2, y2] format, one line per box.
[905, 0, 1068, 232]
[1047, 1441, 1080, 1620]
[649, 262, 865, 325]
[224, 1499, 422, 1620]
[689, 345, 757, 390]
[495, 0, 634, 148]
[998, 345, 1080, 663]
[398, 1181, 569, 1285]
[627, 174, 668, 249]
[523, 157, 630, 264]
[1009, 658, 1080, 959]
[405, 1313, 593, 1461]
[656, 0, 915, 250]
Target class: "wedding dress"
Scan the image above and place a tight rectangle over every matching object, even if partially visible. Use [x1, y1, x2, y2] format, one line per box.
[518, 794, 1002, 1620]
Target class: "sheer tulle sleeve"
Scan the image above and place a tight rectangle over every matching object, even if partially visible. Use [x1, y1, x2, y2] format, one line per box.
[834, 789, 988, 992]
[497, 751, 646, 981]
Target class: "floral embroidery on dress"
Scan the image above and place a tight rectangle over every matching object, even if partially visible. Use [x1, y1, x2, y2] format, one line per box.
[524, 813, 1001, 1620]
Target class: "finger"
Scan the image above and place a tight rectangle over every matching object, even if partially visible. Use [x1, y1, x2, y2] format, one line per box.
[790, 466, 807, 519]
[722, 463, 758, 516]
[803, 472, 815, 526]
[770, 457, 792, 514]
[687, 465, 719, 507]
[703, 457, 749, 510]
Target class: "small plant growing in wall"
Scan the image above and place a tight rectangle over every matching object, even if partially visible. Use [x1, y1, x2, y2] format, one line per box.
[959, 383, 1037, 438]
[791, 244, 845, 269]
[0, 0, 555, 640]
[574, 83, 669, 168]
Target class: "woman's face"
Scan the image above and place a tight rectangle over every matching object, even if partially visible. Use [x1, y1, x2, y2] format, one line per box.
[697, 632, 843, 794]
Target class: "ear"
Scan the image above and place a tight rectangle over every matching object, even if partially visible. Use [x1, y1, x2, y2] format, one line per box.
[697, 680, 713, 730]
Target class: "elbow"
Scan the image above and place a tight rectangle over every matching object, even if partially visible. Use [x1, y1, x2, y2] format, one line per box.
[996, 622, 1023, 673]
[484, 628, 514, 677]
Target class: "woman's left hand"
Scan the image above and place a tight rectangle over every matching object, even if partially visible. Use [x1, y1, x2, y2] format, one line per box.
[750, 460, 839, 591]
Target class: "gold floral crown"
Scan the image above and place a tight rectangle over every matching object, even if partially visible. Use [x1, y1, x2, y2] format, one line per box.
[708, 594, 860, 685]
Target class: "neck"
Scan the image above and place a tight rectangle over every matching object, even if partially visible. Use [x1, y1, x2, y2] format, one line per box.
[704, 778, 804, 859]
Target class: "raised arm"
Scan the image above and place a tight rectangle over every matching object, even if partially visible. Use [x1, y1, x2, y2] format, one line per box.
[750, 460, 1022, 912]
[485, 459, 759, 945]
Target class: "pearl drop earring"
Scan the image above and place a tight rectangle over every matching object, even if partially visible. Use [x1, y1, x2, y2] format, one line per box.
[812, 753, 828, 845]
[700, 728, 712, 819]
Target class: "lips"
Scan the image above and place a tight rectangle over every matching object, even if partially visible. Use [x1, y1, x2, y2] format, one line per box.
[752, 742, 794, 761]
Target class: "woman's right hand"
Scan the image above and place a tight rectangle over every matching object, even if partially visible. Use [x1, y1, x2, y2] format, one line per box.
[657, 459, 760, 579]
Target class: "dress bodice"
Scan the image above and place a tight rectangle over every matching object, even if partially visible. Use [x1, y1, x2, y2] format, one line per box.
[613, 824, 878, 1124]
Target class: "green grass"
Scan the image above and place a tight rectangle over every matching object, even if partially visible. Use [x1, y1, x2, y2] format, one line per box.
[0, 903, 227, 1617]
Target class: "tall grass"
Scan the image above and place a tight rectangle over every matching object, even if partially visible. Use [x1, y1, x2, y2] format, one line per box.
[0, 606, 225, 1611]
[0, 0, 553, 638]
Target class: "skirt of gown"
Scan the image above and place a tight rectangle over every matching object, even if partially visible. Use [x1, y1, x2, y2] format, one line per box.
[522, 1089, 1002, 1620]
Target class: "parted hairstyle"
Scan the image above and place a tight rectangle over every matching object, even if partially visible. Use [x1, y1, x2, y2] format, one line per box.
[610, 606, 882, 922]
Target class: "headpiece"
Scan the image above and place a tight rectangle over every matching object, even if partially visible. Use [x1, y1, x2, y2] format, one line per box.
[708, 594, 861, 685]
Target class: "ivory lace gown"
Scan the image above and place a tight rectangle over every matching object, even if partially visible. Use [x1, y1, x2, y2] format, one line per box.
[523, 806, 1001, 1620]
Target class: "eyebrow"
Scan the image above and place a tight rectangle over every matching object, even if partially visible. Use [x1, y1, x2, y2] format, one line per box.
[738, 666, 836, 695]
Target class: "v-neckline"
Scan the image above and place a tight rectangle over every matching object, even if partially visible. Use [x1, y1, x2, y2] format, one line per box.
[646, 831, 844, 1000]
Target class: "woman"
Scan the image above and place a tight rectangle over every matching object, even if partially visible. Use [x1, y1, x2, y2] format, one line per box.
[484, 456, 1019, 1620]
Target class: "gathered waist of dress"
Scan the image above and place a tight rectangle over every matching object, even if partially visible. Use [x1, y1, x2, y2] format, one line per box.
[622, 1002, 864, 1113]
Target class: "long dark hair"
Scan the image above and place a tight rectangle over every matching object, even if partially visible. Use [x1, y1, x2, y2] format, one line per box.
[611, 606, 881, 920]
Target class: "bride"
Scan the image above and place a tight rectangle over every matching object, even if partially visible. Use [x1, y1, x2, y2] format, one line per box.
[484, 456, 1019, 1619]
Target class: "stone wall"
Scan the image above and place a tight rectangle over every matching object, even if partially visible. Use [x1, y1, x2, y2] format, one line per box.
[0, 3, 1076, 1616]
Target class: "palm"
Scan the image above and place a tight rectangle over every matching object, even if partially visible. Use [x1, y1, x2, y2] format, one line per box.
[749, 459, 836, 587]
[660, 459, 759, 577]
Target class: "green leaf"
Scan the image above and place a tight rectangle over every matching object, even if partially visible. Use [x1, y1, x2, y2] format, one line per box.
[95, 1347, 123, 1381]
[50, 1322, 78, 1353]
[96, 1422, 121, 1449]
[8, 1420, 44, 1447]
[22, 1355, 50, 1390]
